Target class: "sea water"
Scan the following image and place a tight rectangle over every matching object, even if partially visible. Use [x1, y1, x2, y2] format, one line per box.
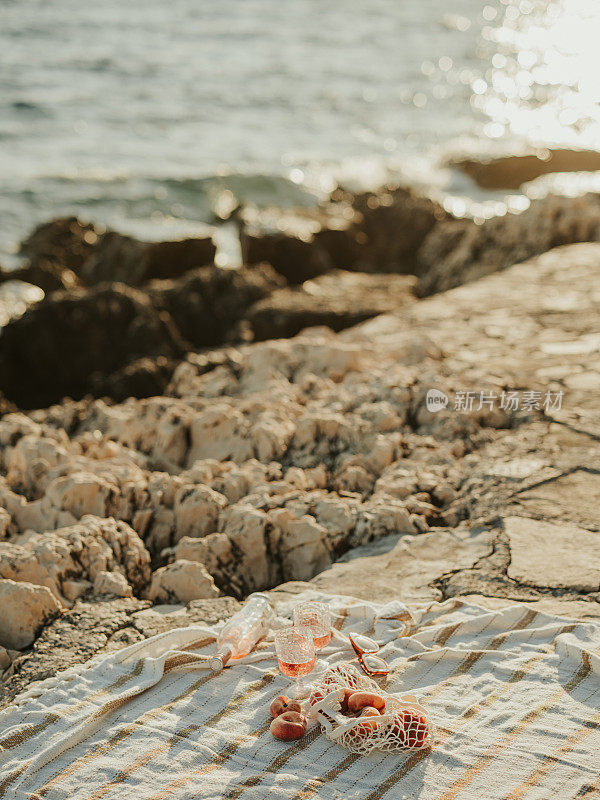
[2, 0, 600, 264]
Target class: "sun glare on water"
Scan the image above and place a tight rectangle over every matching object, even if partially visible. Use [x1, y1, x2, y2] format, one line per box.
[474, 0, 600, 148]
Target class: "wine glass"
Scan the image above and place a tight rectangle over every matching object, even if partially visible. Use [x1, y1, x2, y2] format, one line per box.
[293, 601, 331, 673]
[274, 626, 315, 699]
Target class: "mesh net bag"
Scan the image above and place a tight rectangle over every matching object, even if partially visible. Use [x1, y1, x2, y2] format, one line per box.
[307, 663, 434, 755]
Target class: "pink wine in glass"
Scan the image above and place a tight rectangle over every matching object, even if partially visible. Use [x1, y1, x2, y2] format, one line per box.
[293, 602, 332, 673]
[312, 630, 332, 650]
[275, 626, 315, 697]
[277, 656, 316, 678]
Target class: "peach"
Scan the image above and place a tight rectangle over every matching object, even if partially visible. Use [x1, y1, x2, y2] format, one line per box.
[346, 709, 381, 744]
[270, 710, 307, 741]
[347, 691, 386, 714]
[389, 708, 431, 748]
[356, 706, 381, 732]
[360, 706, 381, 718]
[310, 683, 355, 713]
[269, 695, 301, 718]
[340, 688, 357, 715]
[309, 685, 337, 706]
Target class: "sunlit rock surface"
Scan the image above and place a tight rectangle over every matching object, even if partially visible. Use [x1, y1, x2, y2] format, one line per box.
[0, 579, 61, 650]
[1, 243, 600, 704]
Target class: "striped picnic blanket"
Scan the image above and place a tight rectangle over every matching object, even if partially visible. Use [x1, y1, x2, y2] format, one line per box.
[1, 591, 599, 800]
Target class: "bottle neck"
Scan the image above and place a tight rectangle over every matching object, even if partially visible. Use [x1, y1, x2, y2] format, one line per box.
[210, 644, 233, 672]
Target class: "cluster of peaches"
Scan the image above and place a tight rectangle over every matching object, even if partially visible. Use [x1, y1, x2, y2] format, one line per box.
[269, 664, 432, 751]
[268, 689, 386, 741]
[270, 687, 390, 742]
[269, 695, 308, 740]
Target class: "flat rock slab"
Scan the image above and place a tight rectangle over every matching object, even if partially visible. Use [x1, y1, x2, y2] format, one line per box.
[515, 470, 600, 531]
[505, 516, 600, 592]
[309, 527, 493, 604]
[132, 597, 240, 638]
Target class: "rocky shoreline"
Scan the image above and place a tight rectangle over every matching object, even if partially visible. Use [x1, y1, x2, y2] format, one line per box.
[0, 179, 599, 707]
[2, 181, 600, 410]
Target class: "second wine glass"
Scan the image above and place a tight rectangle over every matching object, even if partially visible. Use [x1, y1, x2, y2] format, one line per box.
[293, 601, 331, 673]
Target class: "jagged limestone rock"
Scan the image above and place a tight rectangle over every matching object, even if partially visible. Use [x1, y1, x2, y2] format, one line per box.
[0, 579, 62, 650]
